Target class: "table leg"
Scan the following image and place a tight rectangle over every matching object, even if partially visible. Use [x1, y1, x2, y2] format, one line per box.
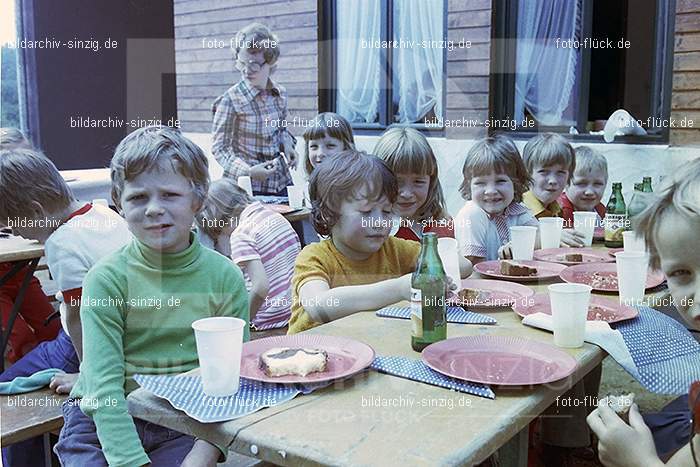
[0, 257, 40, 372]
[43, 432, 52, 467]
[497, 426, 528, 467]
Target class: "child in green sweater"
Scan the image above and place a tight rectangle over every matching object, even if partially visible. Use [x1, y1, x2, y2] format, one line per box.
[54, 126, 249, 466]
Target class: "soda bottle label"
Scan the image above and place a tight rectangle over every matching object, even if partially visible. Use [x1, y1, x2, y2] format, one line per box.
[604, 214, 627, 242]
[410, 288, 422, 338]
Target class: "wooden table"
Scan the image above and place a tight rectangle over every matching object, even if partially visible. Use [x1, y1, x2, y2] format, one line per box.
[1, 388, 67, 446]
[0, 237, 46, 372]
[128, 309, 605, 466]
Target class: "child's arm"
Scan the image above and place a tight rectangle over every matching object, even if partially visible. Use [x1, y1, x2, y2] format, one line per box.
[64, 300, 83, 361]
[299, 274, 411, 324]
[458, 256, 473, 278]
[240, 259, 269, 322]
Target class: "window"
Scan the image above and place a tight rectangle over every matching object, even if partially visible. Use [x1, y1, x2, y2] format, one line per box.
[492, 0, 675, 143]
[320, 0, 446, 131]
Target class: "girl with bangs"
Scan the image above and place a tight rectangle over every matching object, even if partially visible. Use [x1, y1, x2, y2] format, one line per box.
[303, 112, 355, 174]
[374, 127, 453, 242]
[454, 135, 539, 264]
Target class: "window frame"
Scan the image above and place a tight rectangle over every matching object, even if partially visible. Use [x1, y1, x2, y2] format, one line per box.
[319, 0, 448, 136]
[490, 0, 676, 145]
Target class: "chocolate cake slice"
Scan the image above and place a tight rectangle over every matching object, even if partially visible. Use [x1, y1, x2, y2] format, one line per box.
[500, 260, 538, 276]
[259, 347, 328, 377]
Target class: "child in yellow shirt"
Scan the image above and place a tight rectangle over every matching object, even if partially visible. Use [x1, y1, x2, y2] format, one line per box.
[288, 150, 472, 334]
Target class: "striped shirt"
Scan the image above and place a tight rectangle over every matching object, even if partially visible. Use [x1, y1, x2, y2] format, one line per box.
[230, 202, 301, 330]
[211, 78, 296, 194]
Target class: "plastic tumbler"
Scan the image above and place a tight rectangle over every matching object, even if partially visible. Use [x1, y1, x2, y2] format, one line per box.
[237, 176, 253, 196]
[192, 317, 246, 396]
[287, 185, 305, 209]
[548, 283, 592, 348]
[510, 226, 537, 260]
[573, 211, 597, 246]
[615, 251, 649, 307]
[539, 217, 564, 249]
[623, 231, 646, 253]
[437, 237, 461, 289]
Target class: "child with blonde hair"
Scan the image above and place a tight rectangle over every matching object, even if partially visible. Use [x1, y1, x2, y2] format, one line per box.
[374, 127, 453, 242]
[559, 146, 608, 228]
[454, 135, 538, 264]
[303, 112, 355, 174]
[197, 178, 300, 330]
[588, 159, 700, 466]
[288, 149, 472, 334]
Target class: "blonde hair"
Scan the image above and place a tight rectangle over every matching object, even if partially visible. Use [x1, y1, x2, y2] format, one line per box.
[0, 128, 31, 150]
[233, 22, 280, 65]
[573, 146, 608, 181]
[110, 126, 209, 211]
[196, 178, 253, 239]
[459, 135, 531, 201]
[303, 112, 355, 174]
[374, 127, 448, 221]
[523, 133, 576, 182]
[635, 159, 700, 270]
[0, 147, 74, 225]
[310, 150, 397, 236]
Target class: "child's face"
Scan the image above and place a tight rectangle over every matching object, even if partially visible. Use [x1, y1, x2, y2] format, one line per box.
[120, 165, 201, 254]
[471, 171, 515, 215]
[531, 163, 569, 205]
[237, 48, 271, 89]
[331, 186, 393, 261]
[655, 212, 700, 331]
[566, 168, 607, 211]
[395, 173, 430, 218]
[308, 135, 345, 169]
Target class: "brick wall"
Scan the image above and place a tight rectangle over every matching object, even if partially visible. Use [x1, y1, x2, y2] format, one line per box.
[671, 0, 700, 146]
[174, 0, 318, 134]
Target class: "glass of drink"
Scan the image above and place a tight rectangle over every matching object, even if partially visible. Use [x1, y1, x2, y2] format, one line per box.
[237, 176, 253, 196]
[287, 185, 305, 209]
[615, 251, 649, 307]
[539, 217, 564, 249]
[623, 231, 646, 253]
[510, 226, 537, 260]
[437, 237, 461, 290]
[573, 212, 597, 246]
[192, 317, 246, 396]
[548, 283, 592, 348]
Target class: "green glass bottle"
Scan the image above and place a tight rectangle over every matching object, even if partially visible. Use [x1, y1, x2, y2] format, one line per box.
[604, 182, 627, 248]
[410, 233, 447, 352]
[642, 177, 653, 193]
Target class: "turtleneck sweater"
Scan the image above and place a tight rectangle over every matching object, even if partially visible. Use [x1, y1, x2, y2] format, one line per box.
[71, 234, 249, 467]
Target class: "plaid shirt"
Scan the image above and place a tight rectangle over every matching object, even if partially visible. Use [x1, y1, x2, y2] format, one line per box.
[211, 79, 295, 194]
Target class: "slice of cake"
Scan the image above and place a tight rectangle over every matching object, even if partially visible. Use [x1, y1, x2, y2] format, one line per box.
[564, 253, 583, 262]
[457, 288, 491, 304]
[599, 393, 635, 423]
[259, 347, 328, 377]
[500, 260, 538, 276]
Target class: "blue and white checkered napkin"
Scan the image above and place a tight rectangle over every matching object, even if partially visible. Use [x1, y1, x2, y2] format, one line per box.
[611, 306, 700, 395]
[376, 306, 496, 325]
[370, 355, 495, 399]
[133, 374, 331, 423]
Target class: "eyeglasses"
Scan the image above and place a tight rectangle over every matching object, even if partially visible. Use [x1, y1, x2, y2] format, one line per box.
[235, 58, 267, 73]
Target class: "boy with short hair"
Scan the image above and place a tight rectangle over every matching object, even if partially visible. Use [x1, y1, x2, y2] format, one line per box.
[212, 22, 298, 196]
[0, 146, 130, 466]
[54, 126, 249, 466]
[559, 146, 608, 228]
[288, 150, 472, 334]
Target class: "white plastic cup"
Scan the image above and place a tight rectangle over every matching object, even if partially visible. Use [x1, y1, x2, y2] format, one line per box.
[237, 176, 253, 196]
[437, 237, 461, 289]
[192, 317, 246, 397]
[615, 251, 649, 307]
[548, 283, 592, 348]
[287, 185, 305, 209]
[623, 231, 646, 253]
[510, 226, 537, 260]
[539, 217, 564, 249]
[92, 198, 109, 207]
[573, 211, 597, 247]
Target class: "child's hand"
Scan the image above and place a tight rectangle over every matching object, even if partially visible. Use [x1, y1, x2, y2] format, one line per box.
[397, 273, 413, 301]
[49, 372, 79, 394]
[445, 276, 459, 295]
[498, 242, 512, 259]
[180, 439, 220, 467]
[250, 160, 276, 181]
[285, 146, 299, 170]
[560, 229, 585, 247]
[587, 403, 663, 467]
